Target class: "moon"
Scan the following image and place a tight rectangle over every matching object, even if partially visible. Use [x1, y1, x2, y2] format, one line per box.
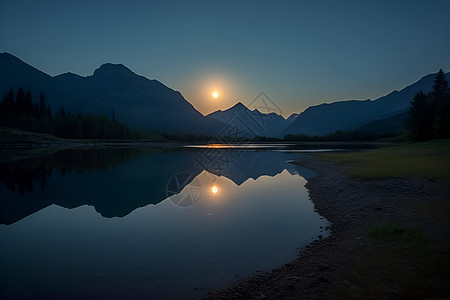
[212, 91, 219, 98]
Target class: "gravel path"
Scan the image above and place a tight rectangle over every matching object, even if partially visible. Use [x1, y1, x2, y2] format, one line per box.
[204, 154, 450, 299]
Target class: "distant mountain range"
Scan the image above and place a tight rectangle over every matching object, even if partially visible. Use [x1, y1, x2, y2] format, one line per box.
[1, 52, 448, 137]
[207, 70, 449, 137]
[0, 52, 226, 135]
[207, 102, 298, 137]
[281, 72, 450, 136]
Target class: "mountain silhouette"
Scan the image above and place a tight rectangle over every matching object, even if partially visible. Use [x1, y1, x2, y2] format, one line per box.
[0, 53, 227, 135]
[207, 102, 289, 137]
[356, 111, 409, 134]
[282, 72, 450, 136]
[2, 52, 445, 138]
[92, 63, 138, 78]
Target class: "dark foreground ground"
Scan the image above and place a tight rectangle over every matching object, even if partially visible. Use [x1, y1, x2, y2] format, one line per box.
[204, 155, 450, 299]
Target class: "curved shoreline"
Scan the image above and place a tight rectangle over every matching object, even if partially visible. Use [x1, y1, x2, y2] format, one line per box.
[204, 154, 450, 299]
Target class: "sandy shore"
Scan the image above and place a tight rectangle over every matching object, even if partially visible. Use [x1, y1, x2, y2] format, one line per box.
[204, 154, 450, 299]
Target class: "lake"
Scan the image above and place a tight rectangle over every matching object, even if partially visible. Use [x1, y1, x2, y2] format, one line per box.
[0, 145, 329, 299]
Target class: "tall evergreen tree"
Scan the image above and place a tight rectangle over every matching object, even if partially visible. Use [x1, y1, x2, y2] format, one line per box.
[0, 95, 6, 115]
[432, 69, 450, 137]
[407, 91, 434, 141]
[438, 93, 450, 137]
[407, 69, 450, 141]
[25, 91, 33, 114]
[431, 69, 449, 102]
[5, 89, 14, 110]
[15, 88, 25, 113]
[39, 92, 47, 117]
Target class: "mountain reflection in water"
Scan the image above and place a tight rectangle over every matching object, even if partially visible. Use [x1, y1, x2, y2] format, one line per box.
[0, 146, 327, 299]
[0, 147, 314, 225]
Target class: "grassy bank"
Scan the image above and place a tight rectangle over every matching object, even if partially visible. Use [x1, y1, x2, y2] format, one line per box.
[318, 139, 450, 298]
[322, 139, 450, 180]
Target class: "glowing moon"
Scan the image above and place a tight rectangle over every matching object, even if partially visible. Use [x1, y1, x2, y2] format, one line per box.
[212, 91, 219, 98]
[211, 185, 218, 194]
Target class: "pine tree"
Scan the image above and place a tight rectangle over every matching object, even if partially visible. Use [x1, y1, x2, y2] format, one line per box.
[431, 69, 449, 103]
[407, 69, 450, 141]
[407, 91, 434, 141]
[438, 92, 450, 138]
[39, 92, 47, 117]
[5, 89, 14, 110]
[15, 88, 25, 113]
[25, 91, 32, 114]
[432, 69, 450, 137]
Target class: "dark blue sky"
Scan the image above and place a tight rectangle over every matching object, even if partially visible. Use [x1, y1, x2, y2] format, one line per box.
[1, 0, 450, 117]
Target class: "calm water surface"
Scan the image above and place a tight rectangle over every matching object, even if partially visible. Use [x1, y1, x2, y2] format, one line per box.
[0, 147, 329, 299]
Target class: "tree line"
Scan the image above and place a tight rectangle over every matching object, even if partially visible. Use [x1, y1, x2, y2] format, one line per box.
[0, 88, 155, 140]
[283, 130, 396, 142]
[407, 69, 450, 142]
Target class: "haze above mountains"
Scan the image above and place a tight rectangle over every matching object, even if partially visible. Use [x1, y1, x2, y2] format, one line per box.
[1, 52, 448, 138]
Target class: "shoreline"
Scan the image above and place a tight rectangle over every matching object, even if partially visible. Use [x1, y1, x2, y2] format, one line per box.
[204, 154, 450, 299]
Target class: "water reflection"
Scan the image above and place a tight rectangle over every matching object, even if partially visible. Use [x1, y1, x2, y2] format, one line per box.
[0, 147, 329, 299]
[0, 148, 157, 194]
[0, 148, 309, 224]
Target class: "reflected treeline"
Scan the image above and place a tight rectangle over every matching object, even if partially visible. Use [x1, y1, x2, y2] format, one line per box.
[0, 148, 157, 194]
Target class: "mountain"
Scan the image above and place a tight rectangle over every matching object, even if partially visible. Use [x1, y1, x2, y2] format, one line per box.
[282, 72, 450, 136]
[206, 102, 289, 137]
[357, 111, 408, 135]
[285, 113, 299, 126]
[0, 52, 226, 135]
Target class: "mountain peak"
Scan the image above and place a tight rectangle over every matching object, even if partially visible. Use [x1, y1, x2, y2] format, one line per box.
[0, 52, 27, 69]
[230, 102, 248, 110]
[0, 52, 19, 60]
[0, 52, 51, 79]
[93, 63, 137, 78]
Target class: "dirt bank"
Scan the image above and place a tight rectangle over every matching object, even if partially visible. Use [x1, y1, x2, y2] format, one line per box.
[204, 154, 450, 299]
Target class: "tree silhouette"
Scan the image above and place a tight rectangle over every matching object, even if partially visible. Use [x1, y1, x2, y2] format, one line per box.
[432, 69, 449, 103]
[432, 69, 450, 137]
[407, 69, 450, 141]
[39, 92, 47, 117]
[407, 91, 434, 141]
[15, 88, 25, 114]
[0, 88, 157, 140]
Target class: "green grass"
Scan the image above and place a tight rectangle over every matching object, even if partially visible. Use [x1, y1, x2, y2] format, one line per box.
[321, 138, 450, 180]
[319, 141, 450, 298]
